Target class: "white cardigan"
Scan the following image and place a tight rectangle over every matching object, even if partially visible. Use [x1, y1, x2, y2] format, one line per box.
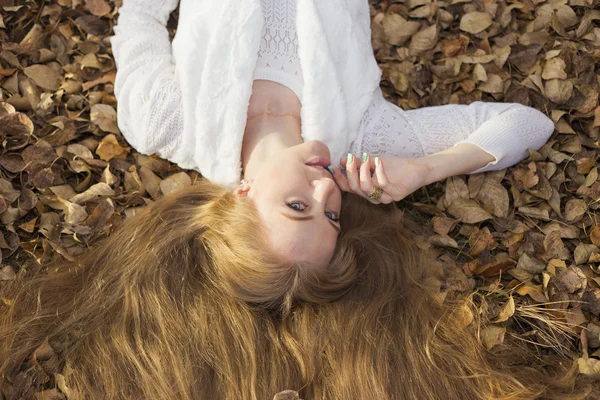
[110, 0, 555, 188]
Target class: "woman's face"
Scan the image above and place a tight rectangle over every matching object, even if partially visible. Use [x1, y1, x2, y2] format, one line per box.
[240, 140, 342, 267]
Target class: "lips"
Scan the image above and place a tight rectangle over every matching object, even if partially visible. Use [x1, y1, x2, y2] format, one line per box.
[305, 157, 331, 167]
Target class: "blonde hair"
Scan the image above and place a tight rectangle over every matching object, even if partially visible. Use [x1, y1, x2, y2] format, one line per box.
[0, 180, 594, 399]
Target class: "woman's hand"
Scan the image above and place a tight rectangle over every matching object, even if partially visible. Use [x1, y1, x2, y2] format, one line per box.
[330, 153, 432, 204]
[330, 144, 497, 204]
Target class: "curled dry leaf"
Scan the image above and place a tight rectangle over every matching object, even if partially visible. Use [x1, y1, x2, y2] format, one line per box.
[542, 57, 567, 80]
[24, 64, 62, 91]
[0, 110, 34, 150]
[447, 198, 493, 224]
[382, 14, 420, 46]
[90, 103, 120, 134]
[160, 172, 192, 196]
[408, 24, 438, 56]
[545, 79, 573, 104]
[70, 182, 116, 204]
[459, 12, 492, 34]
[492, 296, 515, 323]
[95, 134, 128, 161]
[481, 325, 506, 350]
[578, 358, 600, 377]
[564, 198, 587, 223]
[85, 0, 112, 17]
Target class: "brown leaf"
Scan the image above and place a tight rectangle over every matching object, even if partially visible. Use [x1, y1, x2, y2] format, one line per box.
[432, 216, 457, 236]
[382, 14, 420, 46]
[24, 64, 62, 91]
[469, 227, 495, 256]
[409, 24, 438, 55]
[95, 134, 128, 161]
[90, 103, 120, 134]
[517, 253, 546, 274]
[460, 12, 492, 34]
[430, 234, 459, 249]
[474, 259, 516, 277]
[445, 176, 469, 205]
[475, 179, 509, 218]
[545, 79, 573, 104]
[447, 198, 493, 224]
[493, 296, 515, 323]
[541, 57, 567, 80]
[516, 282, 548, 302]
[481, 325, 506, 350]
[578, 357, 600, 377]
[574, 243, 599, 265]
[160, 172, 192, 196]
[564, 199, 587, 223]
[590, 226, 600, 247]
[85, 0, 112, 17]
[557, 266, 587, 294]
[70, 182, 115, 204]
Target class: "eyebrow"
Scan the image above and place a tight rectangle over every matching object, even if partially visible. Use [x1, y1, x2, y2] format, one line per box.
[280, 211, 341, 233]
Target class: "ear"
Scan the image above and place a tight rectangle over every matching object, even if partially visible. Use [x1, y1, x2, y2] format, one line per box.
[233, 182, 251, 197]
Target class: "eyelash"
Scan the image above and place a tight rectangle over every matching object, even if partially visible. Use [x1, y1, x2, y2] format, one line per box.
[287, 202, 340, 222]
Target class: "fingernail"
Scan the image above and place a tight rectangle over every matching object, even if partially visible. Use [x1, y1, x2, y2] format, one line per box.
[362, 152, 368, 162]
[327, 166, 334, 175]
[347, 153, 354, 164]
[375, 157, 380, 167]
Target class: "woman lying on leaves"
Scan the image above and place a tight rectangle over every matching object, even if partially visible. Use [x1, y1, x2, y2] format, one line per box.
[1, 0, 598, 399]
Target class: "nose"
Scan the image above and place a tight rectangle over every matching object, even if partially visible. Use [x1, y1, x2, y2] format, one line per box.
[311, 175, 339, 204]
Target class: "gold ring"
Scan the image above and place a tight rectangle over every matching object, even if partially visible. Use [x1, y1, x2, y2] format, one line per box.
[367, 186, 383, 201]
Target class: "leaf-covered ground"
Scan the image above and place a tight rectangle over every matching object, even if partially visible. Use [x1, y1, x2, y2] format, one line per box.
[1, 0, 600, 397]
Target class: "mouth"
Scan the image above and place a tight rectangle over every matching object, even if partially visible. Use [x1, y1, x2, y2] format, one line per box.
[305, 157, 331, 168]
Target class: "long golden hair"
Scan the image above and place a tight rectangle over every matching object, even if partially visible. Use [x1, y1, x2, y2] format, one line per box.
[0, 180, 594, 399]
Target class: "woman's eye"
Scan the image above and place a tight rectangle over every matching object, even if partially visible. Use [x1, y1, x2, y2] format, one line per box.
[287, 202, 306, 211]
[326, 211, 340, 222]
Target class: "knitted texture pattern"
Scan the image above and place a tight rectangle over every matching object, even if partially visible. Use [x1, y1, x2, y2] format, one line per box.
[350, 89, 555, 173]
[254, 0, 304, 100]
[112, 0, 183, 161]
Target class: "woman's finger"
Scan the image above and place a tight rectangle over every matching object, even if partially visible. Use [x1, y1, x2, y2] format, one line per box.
[345, 153, 362, 193]
[373, 157, 403, 201]
[330, 165, 350, 192]
[359, 153, 375, 194]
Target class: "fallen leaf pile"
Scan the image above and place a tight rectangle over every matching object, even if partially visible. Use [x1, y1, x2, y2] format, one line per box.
[0, 0, 599, 397]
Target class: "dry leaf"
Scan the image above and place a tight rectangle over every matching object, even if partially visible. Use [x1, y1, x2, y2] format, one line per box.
[481, 325, 506, 350]
[382, 14, 421, 46]
[578, 357, 600, 377]
[85, 0, 112, 17]
[409, 24, 438, 55]
[544, 79, 573, 104]
[564, 198, 587, 223]
[24, 64, 62, 91]
[460, 12, 492, 34]
[90, 103, 120, 134]
[493, 296, 515, 323]
[160, 172, 192, 196]
[447, 198, 493, 224]
[95, 134, 127, 161]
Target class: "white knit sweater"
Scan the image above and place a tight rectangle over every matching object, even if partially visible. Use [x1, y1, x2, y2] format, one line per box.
[110, 0, 555, 188]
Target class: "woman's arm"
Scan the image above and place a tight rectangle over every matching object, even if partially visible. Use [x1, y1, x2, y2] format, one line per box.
[335, 98, 554, 203]
[110, 0, 183, 159]
[397, 100, 555, 173]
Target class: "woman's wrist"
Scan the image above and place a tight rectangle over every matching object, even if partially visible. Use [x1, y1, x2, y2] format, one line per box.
[418, 143, 496, 185]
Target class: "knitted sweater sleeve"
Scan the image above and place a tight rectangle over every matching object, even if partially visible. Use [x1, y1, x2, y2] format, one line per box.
[352, 94, 555, 173]
[110, 0, 183, 160]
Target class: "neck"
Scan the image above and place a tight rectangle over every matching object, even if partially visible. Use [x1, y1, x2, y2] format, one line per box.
[241, 110, 303, 180]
